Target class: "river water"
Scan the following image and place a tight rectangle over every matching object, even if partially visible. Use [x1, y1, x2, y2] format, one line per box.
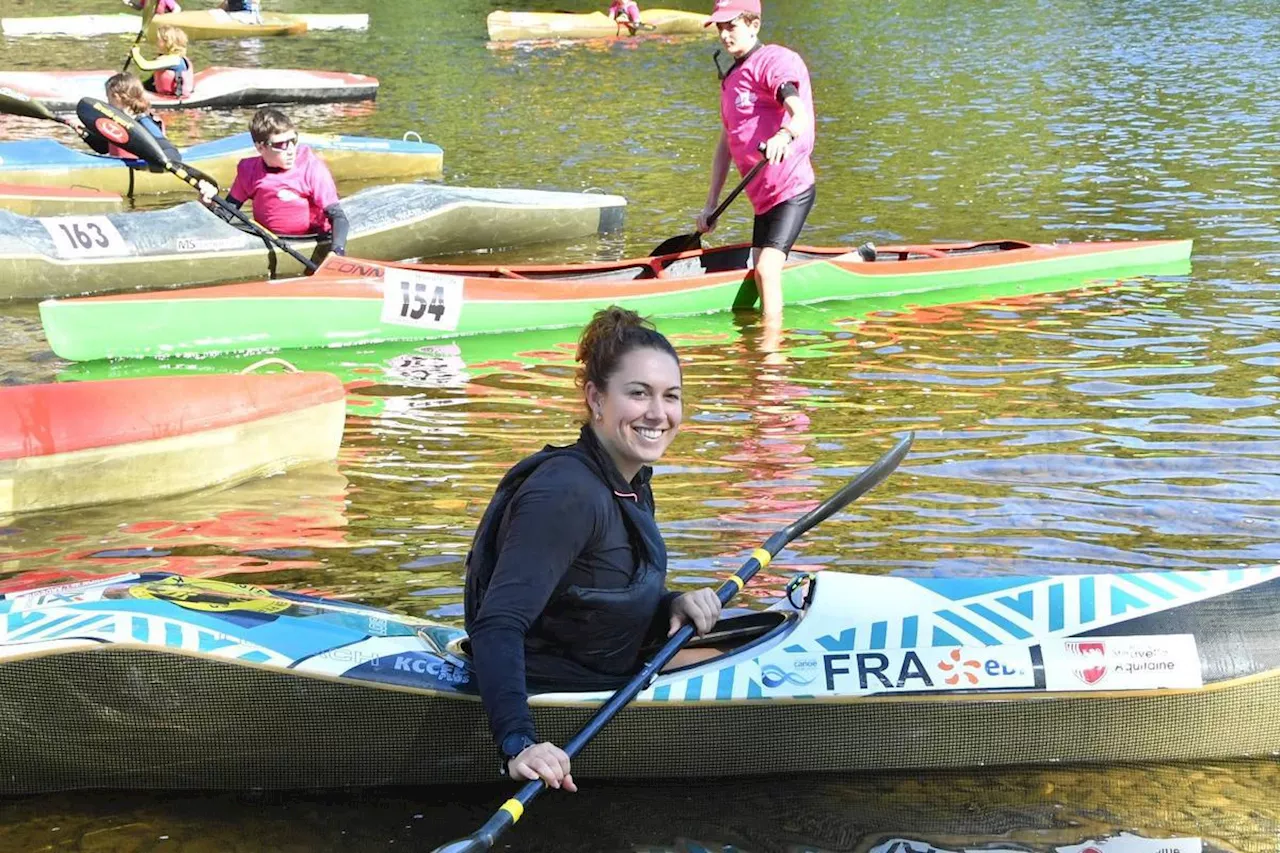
[0, 0, 1278, 850]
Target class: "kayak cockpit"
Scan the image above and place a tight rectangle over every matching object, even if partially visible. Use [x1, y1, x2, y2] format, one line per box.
[445, 609, 797, 667]
[409, 240, 1043, 285]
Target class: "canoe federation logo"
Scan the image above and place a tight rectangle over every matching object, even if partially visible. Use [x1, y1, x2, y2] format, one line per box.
[1065, 639, 1107, 685]
[95, 117, 129, 145]
[760, 661, 816, 688]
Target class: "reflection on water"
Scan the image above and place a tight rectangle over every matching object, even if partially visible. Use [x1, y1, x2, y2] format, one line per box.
[0, 762, 1274, 851]
[0, 463, 354, 593]
[2, 0, 1280, 849]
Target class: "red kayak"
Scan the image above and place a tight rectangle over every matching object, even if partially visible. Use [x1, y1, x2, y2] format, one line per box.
[0, 67, 378, 112]
[0, 373, 346, 515]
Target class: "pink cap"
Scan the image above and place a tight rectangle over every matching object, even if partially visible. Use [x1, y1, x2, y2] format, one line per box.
[704, 0, 761, 26]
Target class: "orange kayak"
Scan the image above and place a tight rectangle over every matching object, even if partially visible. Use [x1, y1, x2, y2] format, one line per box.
[0, 373, 346, 515]
[0, 183, 123, 216]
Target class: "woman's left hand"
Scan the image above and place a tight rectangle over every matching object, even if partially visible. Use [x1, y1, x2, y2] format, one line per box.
[669, 588, 722, 637]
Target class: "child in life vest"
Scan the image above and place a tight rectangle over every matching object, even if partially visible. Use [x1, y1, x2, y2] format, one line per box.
[123, 0, 181, 14]
[608, 0, 641, 26]
[84, 72, 180, 165]
[220, 0, 263, 23]
[131, 25, 194, 98]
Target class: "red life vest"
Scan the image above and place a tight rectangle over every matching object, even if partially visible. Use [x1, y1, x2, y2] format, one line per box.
[153, 57, 194, 98]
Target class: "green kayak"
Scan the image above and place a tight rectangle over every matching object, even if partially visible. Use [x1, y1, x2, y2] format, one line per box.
[40, 237, 1193, 362]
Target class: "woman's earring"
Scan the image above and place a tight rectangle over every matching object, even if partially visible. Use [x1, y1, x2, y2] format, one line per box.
[594, 408, 603, 422]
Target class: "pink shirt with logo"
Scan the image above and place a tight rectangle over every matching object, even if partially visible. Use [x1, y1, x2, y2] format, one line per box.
[719, 44, 815, 215]
[228, 145, 339, 236]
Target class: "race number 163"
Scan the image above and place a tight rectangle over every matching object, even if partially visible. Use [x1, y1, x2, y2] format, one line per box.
[379, 269, 463, 331]
[41, 215, 128, 258]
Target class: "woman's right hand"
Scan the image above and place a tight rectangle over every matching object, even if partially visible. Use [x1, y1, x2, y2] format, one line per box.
[507, 741, 577, 791]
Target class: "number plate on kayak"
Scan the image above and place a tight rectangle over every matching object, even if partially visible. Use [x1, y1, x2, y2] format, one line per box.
[379, 269, 463, 331]
[41, 215, 128, 258]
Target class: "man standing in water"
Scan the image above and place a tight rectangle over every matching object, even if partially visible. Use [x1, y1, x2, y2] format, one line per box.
[696, 0, 815, 320]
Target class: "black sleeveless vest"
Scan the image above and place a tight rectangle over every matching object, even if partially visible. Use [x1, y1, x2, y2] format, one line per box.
[464, 428, 668, 677]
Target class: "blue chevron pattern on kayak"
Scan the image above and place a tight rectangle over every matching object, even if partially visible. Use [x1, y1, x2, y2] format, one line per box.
[808, 566, 1280, 652]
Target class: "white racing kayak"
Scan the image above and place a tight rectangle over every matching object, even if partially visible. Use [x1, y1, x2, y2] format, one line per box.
[0, 11, 368, 37]
[0, 562, 1277, 792]
[0, 67, 378, 112]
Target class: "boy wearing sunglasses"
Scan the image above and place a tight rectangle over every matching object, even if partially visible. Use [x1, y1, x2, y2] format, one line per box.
[218, 107, 349, 257]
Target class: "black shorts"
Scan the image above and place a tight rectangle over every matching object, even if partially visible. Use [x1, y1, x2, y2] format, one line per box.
[752, 185, 815, 254]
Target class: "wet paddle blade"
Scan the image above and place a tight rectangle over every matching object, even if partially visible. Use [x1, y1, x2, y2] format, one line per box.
[0, 87, 62, 122]
[648, 231, 701, 258]
[649, 147, 767, 257]
[76, 97, 171, 167]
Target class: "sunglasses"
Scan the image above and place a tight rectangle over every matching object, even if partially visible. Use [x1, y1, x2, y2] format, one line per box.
[261, 135, 298, 151]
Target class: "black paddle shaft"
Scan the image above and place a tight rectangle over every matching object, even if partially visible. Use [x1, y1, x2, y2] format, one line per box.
[74, 97, 320, 274]
[122, 0, 157, 72]
[649, 141, 769, 257]
[0, 88, 88, 139]
[430, 433, 914, 853]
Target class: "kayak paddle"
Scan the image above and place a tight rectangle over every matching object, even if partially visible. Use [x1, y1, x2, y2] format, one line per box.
[121, 0, 158, 73]
[649, 142, 768, 258]
[74, 97, 320, 274]
[0, 88, 89, 139]
[430, 432, 914, 853]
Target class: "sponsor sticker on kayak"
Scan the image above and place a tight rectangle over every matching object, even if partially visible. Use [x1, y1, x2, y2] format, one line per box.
[1041, 634, 1202, 691]
[869, 833, 1202, 853]
[41, 215, 127, 258]
[0, 573, 141, 611]
[380, 268, 463, 331]
[756, 646, 1036, 697]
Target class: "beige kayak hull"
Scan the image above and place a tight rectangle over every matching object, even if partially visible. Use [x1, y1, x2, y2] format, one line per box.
[486, 8, 711, 41]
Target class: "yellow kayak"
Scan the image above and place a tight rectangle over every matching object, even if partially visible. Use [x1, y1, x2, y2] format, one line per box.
[147, 10, 306, 40]
[0, 132, 443, 198]
[486, 8, 711, 42]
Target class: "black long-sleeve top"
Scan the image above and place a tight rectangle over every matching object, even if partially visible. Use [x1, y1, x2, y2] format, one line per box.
[467, 428, 678, 747]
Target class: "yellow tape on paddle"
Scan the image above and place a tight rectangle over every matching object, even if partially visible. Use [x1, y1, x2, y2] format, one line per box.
[750, 548, 772, 569]
[500, 798, 524, 823]
[726, 575, 744, 592]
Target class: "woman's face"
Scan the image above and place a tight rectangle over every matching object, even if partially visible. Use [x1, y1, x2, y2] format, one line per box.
[587, 347, 683, 481]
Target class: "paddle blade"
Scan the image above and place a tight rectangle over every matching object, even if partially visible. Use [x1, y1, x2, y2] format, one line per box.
[75, 97, 171, 168]
[0, 87, 61, 122]
[648, 231, 700, 258]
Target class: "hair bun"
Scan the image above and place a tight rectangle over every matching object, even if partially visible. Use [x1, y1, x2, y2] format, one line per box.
[574, 306, 679, 418]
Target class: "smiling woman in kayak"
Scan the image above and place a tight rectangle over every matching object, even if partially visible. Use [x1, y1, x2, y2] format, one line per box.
[465, 306, 722, 793]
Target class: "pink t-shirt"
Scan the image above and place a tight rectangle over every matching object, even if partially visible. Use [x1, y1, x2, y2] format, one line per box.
[228, 145, 339, 236]
[608, 1, 639, 22]
[719, 44, 815, 215]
